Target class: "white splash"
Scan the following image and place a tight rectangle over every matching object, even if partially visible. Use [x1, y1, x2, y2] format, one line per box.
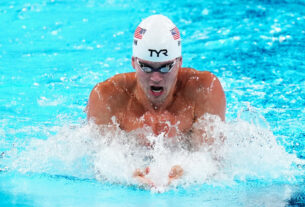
[1, 111, 303, 191]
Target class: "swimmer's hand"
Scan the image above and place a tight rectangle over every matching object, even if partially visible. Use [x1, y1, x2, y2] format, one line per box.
[167, 165, 184, 185]
[133, 167, 155, 189]
[133, 165, 184, 189]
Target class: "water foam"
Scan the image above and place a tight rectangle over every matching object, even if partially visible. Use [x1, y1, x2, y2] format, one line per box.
[1, 111, 303, 191]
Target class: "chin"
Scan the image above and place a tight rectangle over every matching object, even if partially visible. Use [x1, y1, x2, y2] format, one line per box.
[148, 94, 166, 106]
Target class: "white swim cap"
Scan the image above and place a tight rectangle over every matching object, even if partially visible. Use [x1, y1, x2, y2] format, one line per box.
[132, 15, 181, 62]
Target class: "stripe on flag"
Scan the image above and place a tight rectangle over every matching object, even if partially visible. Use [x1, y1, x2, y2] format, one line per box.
[171, 27, 180, 40]
[134, 27, 146, 39]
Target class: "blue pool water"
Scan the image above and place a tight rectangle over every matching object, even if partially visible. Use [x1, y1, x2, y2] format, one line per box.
[1, 0, 305, 206]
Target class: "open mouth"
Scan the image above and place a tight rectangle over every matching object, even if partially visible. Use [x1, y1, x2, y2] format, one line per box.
[150, 86, 164, 97]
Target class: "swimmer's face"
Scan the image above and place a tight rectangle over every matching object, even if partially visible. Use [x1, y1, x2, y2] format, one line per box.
[132, 57, 182, 105]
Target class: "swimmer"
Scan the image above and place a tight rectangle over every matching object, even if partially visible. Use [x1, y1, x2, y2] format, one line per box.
[87, 15, 226, 187]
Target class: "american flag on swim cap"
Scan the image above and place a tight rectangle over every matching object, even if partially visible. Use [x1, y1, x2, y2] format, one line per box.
[134, 26, 146, 39]
[171, 27, 180, 40]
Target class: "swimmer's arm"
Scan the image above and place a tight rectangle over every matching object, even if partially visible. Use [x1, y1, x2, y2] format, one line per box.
[190, 72, 226, 146]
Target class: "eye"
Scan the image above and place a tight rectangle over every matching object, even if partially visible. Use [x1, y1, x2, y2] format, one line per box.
[160, 66, 170, 73]
[165, 63, 174, 70]
[143, 67, 153, 72]
[139, 63, 153, 72]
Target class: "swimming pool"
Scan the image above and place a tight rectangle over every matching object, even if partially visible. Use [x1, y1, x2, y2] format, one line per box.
[0, 0, 304, 206]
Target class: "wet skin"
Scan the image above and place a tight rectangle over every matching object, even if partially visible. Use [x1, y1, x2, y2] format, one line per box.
[87, 57, 225, 138]
[87, 57, 226, 187]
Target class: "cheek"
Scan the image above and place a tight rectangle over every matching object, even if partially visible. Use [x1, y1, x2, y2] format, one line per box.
[137, 72, 149, 86]
[165, 74, 177, 86]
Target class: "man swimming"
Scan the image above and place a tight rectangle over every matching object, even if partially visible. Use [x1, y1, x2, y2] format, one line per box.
[87, 15, 226, 188]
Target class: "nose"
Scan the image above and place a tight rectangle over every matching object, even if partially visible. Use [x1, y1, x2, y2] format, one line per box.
[150, 72, 163, 83]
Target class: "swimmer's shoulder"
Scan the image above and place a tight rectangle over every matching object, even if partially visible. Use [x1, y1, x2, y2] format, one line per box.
[179, 67, 218, 88]
[93, 72, 136, 95]
[89, 72, 136, 106]
[178, 67, 226, 121]
[87, 73, 136, 124]
[178, 67, 223, 98]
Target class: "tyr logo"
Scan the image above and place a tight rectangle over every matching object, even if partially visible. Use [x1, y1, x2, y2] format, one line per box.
[148, 49, 168, 57]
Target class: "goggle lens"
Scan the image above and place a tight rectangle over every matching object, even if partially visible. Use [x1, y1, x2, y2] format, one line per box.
[137, 59, 176, 73]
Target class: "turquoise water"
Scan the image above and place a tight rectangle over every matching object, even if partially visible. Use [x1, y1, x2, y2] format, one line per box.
[1, 0, 305, 206]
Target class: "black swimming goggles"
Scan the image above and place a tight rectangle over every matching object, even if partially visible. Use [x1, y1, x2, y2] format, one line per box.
[136, 58, 176, 74]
